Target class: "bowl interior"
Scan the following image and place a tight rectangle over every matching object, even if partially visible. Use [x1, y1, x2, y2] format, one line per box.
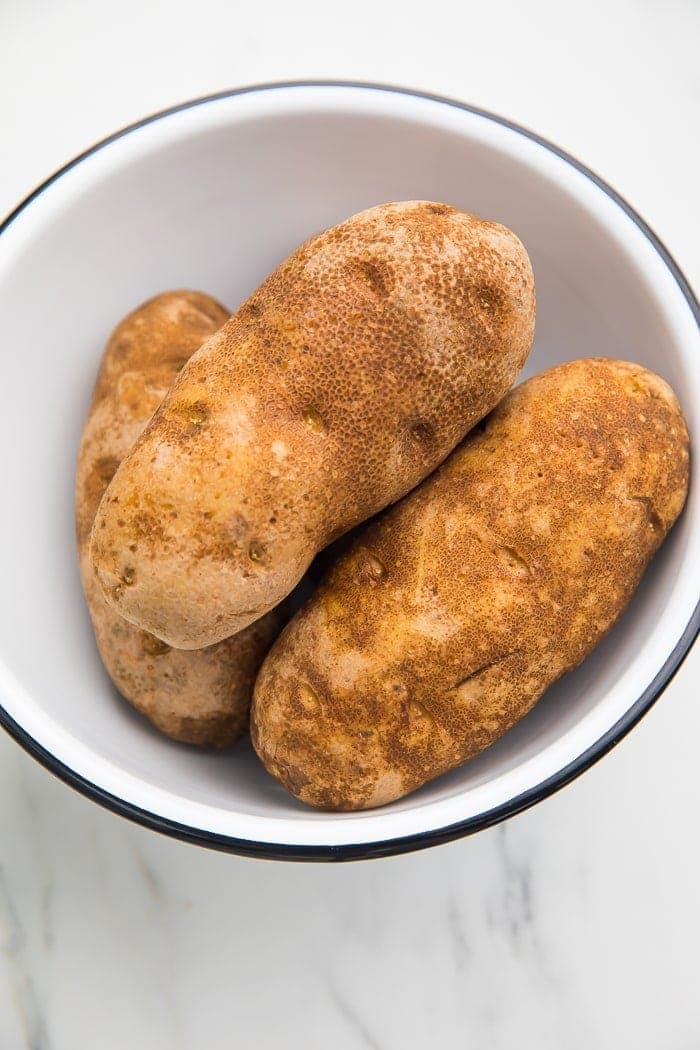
[0, 85, 697, 850]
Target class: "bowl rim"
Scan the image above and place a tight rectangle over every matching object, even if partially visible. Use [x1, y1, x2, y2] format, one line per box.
[1, 79, 698, 863]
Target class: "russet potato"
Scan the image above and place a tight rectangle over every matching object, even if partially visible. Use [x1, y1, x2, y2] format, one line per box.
[251, 358, 689, 809]
[76, 291, 280, 747]
[90, 201, 535, 648]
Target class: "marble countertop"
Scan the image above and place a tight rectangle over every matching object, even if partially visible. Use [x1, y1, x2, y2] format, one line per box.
[1, 2, 698, 1046]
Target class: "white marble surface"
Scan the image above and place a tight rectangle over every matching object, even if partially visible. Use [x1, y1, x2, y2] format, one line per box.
[1, 2, 699, 1047]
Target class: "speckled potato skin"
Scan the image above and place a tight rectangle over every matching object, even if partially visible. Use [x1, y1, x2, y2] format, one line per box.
[251, 358, 690, 810]
[90, 201, 535, 649]
[76, 291, 281, 747]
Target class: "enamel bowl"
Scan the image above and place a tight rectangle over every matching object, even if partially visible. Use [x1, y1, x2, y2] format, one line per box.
[0, 82, 697, 860]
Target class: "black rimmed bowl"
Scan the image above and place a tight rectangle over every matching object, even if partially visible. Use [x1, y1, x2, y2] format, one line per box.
[0, 82, 697, 861]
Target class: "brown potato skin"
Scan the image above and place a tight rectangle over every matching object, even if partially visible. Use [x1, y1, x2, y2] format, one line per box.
[90, 202, 535, 649]
[76, 291, 281, 747]
[251, 358, 690, 810]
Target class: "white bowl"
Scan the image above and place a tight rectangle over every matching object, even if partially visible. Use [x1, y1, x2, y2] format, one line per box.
[0, 82, 697, 861]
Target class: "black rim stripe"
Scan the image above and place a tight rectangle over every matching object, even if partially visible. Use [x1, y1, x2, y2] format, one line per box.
[1, 80, 698, 862]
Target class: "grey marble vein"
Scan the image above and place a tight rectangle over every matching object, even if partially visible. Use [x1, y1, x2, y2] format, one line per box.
[446, 891, 470, 972]
[17, 767, 55, 953]
[134, 847, 165, 903]
[494, 824, 534, 944]
[39, 884, 54, 952]
[0, 867, 51, 1050]
[327, 983, 383, 1050]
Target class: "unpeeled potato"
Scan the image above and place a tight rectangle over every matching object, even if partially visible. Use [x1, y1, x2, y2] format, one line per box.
[251, 358, 690, 809]
[76, 291, 281, 747]
[90, 201, 535, 649]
